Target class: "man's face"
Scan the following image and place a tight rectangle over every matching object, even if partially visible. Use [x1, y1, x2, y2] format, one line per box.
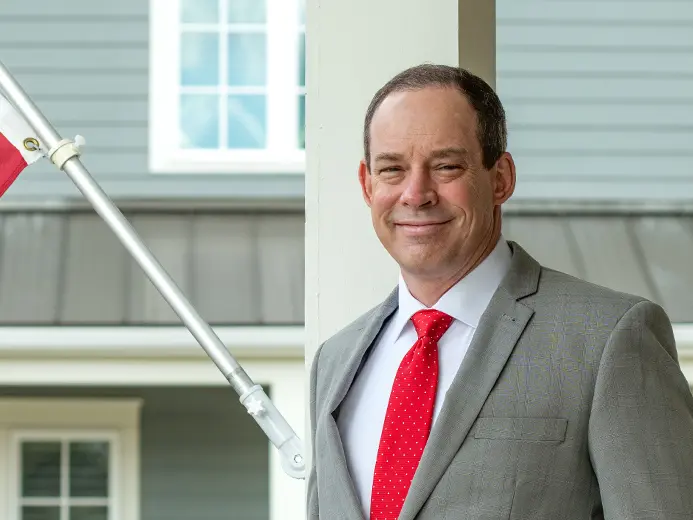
[359, 86, 515, 282]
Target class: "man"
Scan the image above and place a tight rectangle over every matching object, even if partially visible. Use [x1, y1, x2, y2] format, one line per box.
[306, 64, 693, 519]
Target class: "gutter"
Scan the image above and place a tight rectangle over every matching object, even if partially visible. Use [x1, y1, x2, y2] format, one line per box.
[0, 326, 304, 359]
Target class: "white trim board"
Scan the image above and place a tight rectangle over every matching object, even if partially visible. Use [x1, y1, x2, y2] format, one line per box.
[676, 324, 693, 384]
[0, 323, 690, 354]
[676, 323, 693, 349]
[0, 326, 303, 359]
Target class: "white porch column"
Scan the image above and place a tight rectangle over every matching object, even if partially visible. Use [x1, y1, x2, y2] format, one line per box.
[304, 0, 497, 491]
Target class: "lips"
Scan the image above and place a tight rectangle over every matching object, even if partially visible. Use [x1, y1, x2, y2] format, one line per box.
[396, 221, 447, 226]
[395, 220, 451, 236]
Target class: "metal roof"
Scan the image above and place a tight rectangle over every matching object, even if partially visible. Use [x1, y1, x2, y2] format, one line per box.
[503, 212, 693, 323]
[0, 209, 304, 326]
[0, 209, 690, 325]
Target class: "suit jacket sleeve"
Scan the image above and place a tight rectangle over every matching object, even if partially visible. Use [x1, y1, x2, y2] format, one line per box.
[588, 300, 693, 519]
[306, 342, 323, 519]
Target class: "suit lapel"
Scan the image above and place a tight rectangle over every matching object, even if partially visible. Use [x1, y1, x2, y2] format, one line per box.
[326, 288, 399, 415]
[399, 242, 541, 520]
[322, 288, 399, 519]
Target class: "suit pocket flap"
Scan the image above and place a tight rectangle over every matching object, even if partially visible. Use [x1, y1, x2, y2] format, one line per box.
[474, 417, 568, 442]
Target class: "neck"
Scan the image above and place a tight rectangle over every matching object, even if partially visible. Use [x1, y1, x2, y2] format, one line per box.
[402, 227, 502, 307]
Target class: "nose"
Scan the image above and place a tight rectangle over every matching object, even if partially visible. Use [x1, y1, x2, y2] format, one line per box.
[400, 167, 437, 208]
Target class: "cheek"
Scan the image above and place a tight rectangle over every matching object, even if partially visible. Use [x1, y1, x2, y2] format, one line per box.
[444, 178, 491, 212]
[370, 186, 400, 220]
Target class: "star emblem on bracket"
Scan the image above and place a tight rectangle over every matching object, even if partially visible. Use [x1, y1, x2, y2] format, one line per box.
[245, 397, 266, 417]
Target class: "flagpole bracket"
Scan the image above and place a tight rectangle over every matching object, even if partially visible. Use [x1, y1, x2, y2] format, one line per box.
[239, 384, 306, 479]
[48, 135, 85, 170]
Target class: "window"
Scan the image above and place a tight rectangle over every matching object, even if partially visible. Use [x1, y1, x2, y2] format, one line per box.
[0, 399, 140, 520]
[11, 433, 116, 520]
[150, 0, 306, 174]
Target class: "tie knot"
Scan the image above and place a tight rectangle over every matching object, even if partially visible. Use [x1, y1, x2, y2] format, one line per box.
[411, 309, 453, 341]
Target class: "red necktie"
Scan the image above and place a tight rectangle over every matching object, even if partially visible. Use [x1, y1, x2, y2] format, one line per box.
[370, 309, 454, 520]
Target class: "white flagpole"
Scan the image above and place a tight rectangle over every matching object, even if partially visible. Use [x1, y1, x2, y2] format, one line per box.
[0, 60, 305, 480]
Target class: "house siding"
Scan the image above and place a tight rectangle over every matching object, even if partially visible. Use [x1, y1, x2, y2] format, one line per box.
[0, 386, 270, 520]
[496, 0, 693, 201]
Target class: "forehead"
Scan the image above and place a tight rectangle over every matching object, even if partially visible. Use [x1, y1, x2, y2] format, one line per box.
[369, 87, 479, 155]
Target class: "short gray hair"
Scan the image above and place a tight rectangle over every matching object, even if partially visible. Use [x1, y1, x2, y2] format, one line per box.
[363, 64, 507, 170]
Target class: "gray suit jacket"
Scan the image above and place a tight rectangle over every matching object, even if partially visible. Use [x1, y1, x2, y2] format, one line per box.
[306, 241, 693, 519]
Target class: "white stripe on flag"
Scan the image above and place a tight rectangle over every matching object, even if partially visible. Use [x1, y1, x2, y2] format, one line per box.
[0, 93, 43, 164]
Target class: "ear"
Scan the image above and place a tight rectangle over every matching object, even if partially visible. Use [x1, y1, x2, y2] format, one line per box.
[358, 159, 374, 207]
[492, 151, 516, 205]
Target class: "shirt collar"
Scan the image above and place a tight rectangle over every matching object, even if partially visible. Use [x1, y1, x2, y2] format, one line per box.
[392, 236, 513, 339]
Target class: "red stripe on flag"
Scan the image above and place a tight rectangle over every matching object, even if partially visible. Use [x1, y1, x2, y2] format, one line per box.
[0, 130, 28, 197]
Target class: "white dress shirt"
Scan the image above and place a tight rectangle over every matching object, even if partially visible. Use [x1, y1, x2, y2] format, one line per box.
[336, 237, 513, 516]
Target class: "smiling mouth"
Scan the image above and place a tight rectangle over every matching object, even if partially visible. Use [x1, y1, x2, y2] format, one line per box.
[396, 219, 451, 227]
[395, 220, 451, 235]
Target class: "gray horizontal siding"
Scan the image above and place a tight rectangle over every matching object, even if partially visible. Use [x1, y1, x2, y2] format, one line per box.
[0, 0, 303, 200]
[0, 386, 270, 520]
[0, 209, 691, 325]
[497, 0, 693, 200]
[1, 0, 145, 15]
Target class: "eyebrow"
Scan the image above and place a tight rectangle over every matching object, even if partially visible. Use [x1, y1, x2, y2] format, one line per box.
[373, 152, 404, 163]
[429, 147, 470, 160]
[373, 147, 470, 163]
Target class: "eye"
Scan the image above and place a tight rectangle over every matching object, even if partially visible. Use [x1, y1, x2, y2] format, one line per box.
[378, 166, 403, 174]
[437, 164, 463, 171]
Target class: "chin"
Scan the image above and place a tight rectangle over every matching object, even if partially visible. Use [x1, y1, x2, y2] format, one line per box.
[395, 249, 446, 275]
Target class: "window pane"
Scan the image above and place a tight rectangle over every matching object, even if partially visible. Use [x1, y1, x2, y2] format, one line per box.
[227, 33, 266, 86]
[69, 507, 108, 520]
[22, 507, 60, 520]
[298, 94, 305, 149]
[22, 442, 61, 497]
[181, 32, 219, 86]
[181, 94, 220, 148]
[228, 0, 265, 23]
[227, 95, 266, 149]
[298, 33, 305, 87]
[69, 442, 109, 498]
[182, 0, 219, 23]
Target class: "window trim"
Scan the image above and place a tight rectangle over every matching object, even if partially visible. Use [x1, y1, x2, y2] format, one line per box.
[149, 0, 305, 174]
[0, 399, 141, 520]
[9, 430, 119, 520]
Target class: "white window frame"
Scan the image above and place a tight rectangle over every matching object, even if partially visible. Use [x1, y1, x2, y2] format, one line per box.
[9, 430, 119, 520]
[149, 0, 305, 174]
[0, 399, 141, 520]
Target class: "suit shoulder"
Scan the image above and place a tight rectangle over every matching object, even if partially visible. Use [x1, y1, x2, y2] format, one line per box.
[529, 266, 675, 363]
[530, 265, 671, 335]
[538, 265, 647, 309]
